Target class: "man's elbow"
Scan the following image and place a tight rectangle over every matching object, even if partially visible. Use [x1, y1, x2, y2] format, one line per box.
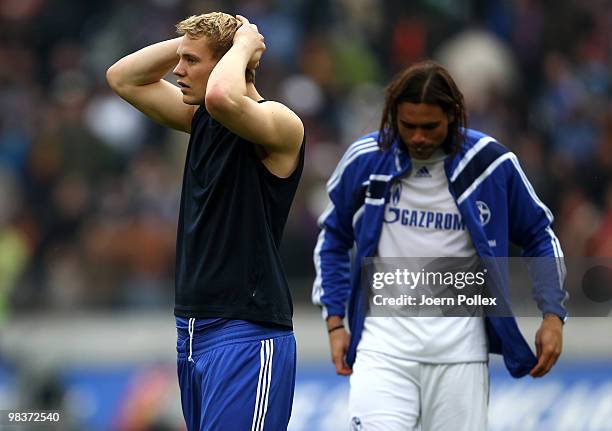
[204, 84, 238, 116]
[106, 64, 119, 90]
[106, 63, 126, 93]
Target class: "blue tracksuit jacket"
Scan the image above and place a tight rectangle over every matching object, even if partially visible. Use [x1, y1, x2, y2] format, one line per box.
[313, 128, 568, 378]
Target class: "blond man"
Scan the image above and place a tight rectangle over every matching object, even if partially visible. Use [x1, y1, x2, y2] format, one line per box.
[107, 12, 304, 431]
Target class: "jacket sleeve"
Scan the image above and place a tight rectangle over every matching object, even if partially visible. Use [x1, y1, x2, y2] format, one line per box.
[312, 139, 373, 319]
[506, 154, 568, 321]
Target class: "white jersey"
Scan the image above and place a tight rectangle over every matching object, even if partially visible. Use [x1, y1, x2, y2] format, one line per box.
[358, 150, 488, 363]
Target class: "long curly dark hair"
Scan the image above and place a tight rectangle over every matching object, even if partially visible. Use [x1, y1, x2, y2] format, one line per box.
[377, 61, 467, 153]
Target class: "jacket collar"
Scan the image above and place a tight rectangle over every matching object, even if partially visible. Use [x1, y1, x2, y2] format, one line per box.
[390, 138, 465, 181]
[390, 139, 410, 176]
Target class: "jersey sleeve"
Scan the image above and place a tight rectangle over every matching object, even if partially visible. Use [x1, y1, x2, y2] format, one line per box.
[312, 137, 377, 319]
[506, 154, 568, 321]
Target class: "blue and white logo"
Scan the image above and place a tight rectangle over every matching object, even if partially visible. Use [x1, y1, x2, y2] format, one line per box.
[383, 206, 466, 231]
[476, 200, 491, 226]
[414, 166, 431, 178]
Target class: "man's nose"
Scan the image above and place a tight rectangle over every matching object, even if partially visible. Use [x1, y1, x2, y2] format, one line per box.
[173, 61, 185, 76]
[412, 129, 426, 144]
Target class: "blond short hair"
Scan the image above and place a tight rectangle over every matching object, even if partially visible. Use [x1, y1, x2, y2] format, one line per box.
[176, 12, 238, 60]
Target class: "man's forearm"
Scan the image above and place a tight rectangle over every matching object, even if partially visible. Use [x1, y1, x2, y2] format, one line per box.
[107, 37, 182, 88]
[326, 315, 344, 331]
[205, 42, 251, 105]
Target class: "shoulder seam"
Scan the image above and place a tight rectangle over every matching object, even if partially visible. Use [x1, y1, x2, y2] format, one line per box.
[327, 138, 380, 192]
[451, 136, 508, 182]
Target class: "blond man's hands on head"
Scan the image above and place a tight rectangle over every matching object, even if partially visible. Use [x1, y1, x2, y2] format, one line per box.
[204, 13, 303, 177]
[234, 15, 265, 72]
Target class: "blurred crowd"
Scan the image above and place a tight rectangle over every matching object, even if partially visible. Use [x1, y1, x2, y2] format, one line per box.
[0, 0, 610, 317]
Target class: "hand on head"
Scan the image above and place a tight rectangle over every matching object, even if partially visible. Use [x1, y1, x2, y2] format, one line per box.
[234, 15, 265, 71]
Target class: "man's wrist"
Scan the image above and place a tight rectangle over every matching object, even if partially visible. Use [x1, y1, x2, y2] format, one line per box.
[231, 40, 255, 58]
[326, 315, 344, 330]
[543, 313, 564, 325]
[327, 324, 345, 334]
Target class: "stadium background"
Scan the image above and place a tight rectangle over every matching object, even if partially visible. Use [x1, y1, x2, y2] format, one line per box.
[0, 0, 611, 429]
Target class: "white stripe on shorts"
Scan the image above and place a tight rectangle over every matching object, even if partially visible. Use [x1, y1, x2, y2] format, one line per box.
[251, 339, 274, 431]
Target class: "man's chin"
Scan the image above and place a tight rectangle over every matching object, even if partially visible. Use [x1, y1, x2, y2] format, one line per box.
[408, 148, 435, 160]
[182, 95, 202, 106]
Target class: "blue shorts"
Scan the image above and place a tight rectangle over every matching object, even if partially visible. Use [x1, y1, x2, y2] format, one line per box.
[176, 317, 296, 431]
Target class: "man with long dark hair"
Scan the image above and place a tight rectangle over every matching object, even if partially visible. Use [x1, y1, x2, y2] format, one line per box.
[313, 61, 566, 430]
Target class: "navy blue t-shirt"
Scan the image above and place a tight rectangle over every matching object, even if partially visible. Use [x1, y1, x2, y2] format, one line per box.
[174, 103, 304, 328]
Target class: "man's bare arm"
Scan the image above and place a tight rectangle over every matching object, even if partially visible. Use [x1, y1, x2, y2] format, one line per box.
[106, 37, 195, 133]
[204, 16, 303, 176]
